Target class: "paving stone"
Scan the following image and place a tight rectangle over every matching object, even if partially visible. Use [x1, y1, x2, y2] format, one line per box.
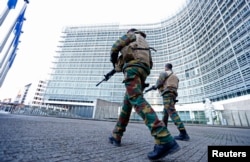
[0, 114, 250, 162]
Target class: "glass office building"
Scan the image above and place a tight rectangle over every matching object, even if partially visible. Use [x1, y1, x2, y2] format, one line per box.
[44, 0, 250, 110]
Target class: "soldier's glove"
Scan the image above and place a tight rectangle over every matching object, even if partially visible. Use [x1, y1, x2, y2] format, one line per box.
[110, 52, 118, 68]
[110, 58, 116, 68]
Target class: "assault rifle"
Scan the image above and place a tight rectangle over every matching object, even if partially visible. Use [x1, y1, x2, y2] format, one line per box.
[96, 69, 116, 86]
[144, 86, 179, 103]
[144, 86, 157, 94]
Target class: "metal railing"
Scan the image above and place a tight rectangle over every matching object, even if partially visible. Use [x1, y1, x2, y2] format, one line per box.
[1, 104, 250, 128]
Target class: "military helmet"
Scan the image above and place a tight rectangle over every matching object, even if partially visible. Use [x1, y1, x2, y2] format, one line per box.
[127, 28, 138, 33]
[127, 28, 146, 38]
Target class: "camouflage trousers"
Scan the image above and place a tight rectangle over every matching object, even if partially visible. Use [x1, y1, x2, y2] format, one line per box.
[112, 66, 173, 144]
[162, 93, 185, 131]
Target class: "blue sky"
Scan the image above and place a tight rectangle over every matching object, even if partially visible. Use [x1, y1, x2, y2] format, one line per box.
[0, 0, 188, 100]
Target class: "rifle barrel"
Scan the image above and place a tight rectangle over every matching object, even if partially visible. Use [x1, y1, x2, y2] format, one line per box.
[96, 79, 105, 86]
[96, 69, 116, 86]
[144, 86, 155, 94]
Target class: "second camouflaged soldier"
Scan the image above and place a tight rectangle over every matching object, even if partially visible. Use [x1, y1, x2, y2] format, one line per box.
[151, 63, 190, 141]
[108, 29, 181, 160]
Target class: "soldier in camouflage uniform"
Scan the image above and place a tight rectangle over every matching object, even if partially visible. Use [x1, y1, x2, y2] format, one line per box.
[109, 29, 180, 160]
[152, 63, 190, 141]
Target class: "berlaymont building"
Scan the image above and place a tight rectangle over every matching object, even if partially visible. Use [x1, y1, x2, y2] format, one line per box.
[43, 0, 250, 126]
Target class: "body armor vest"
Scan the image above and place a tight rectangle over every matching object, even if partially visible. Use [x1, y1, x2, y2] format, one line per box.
[120, 34, 151, 68]
[159, 70, 179, 95]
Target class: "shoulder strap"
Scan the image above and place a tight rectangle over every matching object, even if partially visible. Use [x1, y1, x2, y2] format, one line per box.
[166, 71, 173, 79]
[131, 47, 157, 52]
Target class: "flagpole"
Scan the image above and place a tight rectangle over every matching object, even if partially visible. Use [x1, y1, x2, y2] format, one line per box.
[0, 0, 19, 26]
[0, 8, 10, 27]
[0, 2, 27, 53]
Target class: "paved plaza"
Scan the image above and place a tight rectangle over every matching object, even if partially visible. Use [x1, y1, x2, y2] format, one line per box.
[0, 113, 250, 162]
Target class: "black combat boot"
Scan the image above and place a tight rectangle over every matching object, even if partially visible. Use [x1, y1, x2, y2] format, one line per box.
[108, 136, 121, 147]
[147, 140, 180, 161]
[174, 130, 190, 141]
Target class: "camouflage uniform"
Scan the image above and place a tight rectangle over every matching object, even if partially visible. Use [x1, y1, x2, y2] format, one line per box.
[110, 30, 174, 144]
[155, 70, 186, 131]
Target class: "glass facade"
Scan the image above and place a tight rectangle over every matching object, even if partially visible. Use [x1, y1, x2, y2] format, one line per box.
[44, 0, 250, 106]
